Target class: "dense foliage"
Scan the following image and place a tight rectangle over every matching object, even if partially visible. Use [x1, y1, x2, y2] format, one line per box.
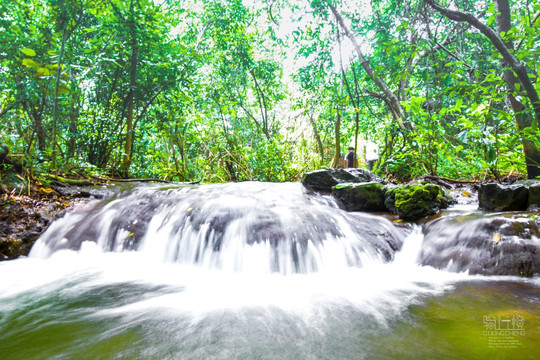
[1, 0, 539, 182]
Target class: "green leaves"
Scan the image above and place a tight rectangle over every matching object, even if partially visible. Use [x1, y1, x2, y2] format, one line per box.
[21, 58, 38, 67]
[1, 0, 539, 180]
[20, 48, 37, 57]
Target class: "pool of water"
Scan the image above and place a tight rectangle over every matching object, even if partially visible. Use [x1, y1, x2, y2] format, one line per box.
[1, 247, 538, 359]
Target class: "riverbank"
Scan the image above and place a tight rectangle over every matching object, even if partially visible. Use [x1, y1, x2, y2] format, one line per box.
[0, 186, 95, 260]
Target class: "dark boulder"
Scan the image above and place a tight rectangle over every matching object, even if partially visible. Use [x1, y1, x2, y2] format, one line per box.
[332, 182, 387, 212]
[384, 184, 450, 221]
[301, 168, 382, 193]
[526, 182, 540, 208]
[420, 214, 540, 277]
[478, 183, 529, 211]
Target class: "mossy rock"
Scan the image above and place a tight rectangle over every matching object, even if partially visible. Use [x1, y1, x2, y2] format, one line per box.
[385, 184, 449, 221]
[332, 182, 387, 211]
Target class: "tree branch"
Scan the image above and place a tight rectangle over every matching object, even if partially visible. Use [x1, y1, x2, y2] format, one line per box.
[326, 1, 409, 129]
[424, 0, 540, 127]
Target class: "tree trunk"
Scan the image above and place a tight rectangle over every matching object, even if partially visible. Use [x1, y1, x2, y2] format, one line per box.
[67, 75, 80, 159]
[51, 30, 68, 171]
[23, 98, 47, 152]
[495, 0, 540, 178]
[425, 0, 540, 178]
[308, 111, 324, 166]
[327, 2, 409, 130]
[332, 107, 341, 168]
[120, 0, 139, 178]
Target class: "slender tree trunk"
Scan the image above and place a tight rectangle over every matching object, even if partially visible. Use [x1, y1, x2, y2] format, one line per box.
[121, 1, 139, 178]
[23, 98, 47, 152]
[308, 111, 324, 165]
[327, 2, 409, 130]
[495, 0, 540, 178]
[51, 31, 68, 171]
[249, 68, 271, 140]
[67, 74, 80, 159]
[332, 108, 341, 168]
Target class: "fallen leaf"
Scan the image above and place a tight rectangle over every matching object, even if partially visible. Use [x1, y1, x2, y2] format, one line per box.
[492, 233, 501, 244]
[461, 191, 472, 197]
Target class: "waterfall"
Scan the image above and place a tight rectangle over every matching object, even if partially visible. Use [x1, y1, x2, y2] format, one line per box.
[2, 182, 538, 359]
[30, 182, 405, 274]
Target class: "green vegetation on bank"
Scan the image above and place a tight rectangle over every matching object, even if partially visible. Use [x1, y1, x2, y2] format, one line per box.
[1, 0, 539, 184]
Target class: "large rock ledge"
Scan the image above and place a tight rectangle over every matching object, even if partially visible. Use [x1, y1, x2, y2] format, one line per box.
[302, 169, 451, 221]
[303, 169, 540, 220]
[478, 181, 540, 211]
[420, 214, 540, 277]
[301, 168, 382, 192]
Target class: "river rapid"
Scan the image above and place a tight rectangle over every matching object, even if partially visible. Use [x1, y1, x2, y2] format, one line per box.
[0, 182, 538, 359]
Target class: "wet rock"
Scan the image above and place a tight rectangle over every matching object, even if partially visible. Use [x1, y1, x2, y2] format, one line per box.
[301, 168, 382, 193]
[420, 213, 540, 277]
[527, 182, 540, 208]
[332, 182, 387, 212]
[384, 184, 450, 221]
[478, 183, 529, 211]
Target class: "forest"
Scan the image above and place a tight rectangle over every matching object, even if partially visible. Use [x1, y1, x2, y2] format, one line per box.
[1, 0, 539, 183]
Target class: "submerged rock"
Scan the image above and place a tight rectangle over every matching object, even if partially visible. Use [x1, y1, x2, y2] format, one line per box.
[384, 184, 450, 221]
[301, 168, 382, 193]
[332, 182, 387, 212]
[420, 213, 540, 277]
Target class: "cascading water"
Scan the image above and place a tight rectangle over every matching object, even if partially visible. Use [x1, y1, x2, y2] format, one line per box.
[1, 182, 538, 359]
[30, 182, 404, 274]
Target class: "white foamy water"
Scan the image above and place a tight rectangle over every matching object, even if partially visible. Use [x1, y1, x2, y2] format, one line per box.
[1, 231, 467, 326]
[29, 182, 404, 274]
[2, 182, 465, 320]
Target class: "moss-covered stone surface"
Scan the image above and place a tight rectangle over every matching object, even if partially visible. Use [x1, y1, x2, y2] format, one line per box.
[385, 184, 449, 221]
[332, 182, 387, 211]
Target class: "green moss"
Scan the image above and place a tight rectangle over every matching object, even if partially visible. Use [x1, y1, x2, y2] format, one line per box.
[332, 182, 386, 211]
[351, 182, 385, 201]
[385, 184, 449, 221]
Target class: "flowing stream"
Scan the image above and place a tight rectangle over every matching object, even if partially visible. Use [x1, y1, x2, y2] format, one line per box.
[0, 182, 538, 359]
